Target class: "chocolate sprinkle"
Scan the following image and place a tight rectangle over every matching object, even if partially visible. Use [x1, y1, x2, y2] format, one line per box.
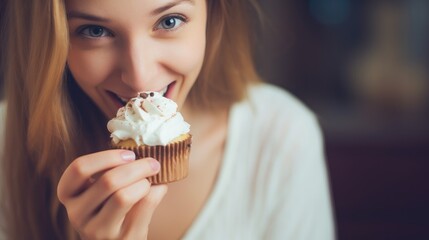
[149, 92, 154, 97]
[139, 92, 149, 99]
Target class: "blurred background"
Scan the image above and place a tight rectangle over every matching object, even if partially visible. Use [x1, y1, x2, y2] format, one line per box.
[255, 0, 429, 239]
[1, 0, 428, 239]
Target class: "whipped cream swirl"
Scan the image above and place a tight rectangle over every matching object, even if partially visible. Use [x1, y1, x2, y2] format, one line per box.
[107, 92, 190, 146]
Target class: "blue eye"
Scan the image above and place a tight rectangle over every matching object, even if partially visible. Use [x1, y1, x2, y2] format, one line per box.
[79, 25, 112, 38]
[156, 15, 186, 31]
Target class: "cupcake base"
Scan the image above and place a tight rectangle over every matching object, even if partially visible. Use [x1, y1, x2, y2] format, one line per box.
[111, 134, 192, 184]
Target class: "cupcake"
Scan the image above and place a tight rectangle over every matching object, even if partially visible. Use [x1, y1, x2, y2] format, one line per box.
[107, 92, 191, 184]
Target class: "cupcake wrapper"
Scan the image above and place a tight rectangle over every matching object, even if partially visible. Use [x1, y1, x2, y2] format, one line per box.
[113, 137, 191, 184]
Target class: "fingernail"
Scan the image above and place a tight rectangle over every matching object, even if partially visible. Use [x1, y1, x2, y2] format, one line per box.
[120, 151, 135, 161]
[150, 159, 160, 171]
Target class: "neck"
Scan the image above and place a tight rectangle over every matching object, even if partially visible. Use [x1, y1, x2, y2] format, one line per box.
[181, 100, 229, 139]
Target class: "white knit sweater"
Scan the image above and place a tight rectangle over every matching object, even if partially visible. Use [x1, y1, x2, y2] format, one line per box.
[182, 84, 335, 239]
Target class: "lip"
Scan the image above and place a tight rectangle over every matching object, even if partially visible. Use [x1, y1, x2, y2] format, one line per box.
[163, 81, 176, 99]
[106, 91, 127, 108]
[106, 81, 176, 107]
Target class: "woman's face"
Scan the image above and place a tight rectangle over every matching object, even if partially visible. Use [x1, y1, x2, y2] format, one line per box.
[66, 0, 207, 118]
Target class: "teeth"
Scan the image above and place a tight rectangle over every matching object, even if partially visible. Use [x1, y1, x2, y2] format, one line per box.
[159, 86, 168, 96]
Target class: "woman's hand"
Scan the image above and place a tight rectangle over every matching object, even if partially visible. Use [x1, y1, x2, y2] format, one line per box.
[57, 150, 167, 239]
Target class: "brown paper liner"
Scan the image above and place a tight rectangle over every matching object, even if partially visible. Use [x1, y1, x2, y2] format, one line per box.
[111, 135, 191, 184]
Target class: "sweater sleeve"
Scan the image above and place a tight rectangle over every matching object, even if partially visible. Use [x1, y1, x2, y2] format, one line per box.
[263, 110, 336, 240]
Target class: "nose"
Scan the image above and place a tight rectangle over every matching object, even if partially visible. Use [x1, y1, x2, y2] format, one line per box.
[120, 38, 160, 91]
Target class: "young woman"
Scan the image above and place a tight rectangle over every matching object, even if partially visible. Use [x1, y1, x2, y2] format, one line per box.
[1, 0, 335, 239]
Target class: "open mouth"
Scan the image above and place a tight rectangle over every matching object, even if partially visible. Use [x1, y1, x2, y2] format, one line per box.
[107, 82, 175, 107]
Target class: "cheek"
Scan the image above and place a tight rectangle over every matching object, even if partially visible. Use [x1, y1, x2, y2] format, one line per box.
[67, 48, 116, 87]
[164, 27, 206, 83]
[185, 34, 206, 72]
[183, 36, 206, 78]
[165, 43, 205, 81]
[167, 35, 205, 107]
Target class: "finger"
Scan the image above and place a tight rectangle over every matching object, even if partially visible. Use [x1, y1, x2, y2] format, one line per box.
[121, 185, 168, 238]
[79, 178, 152, 239]
[67, 158, 160, 227]
[57, 149, 136, 203]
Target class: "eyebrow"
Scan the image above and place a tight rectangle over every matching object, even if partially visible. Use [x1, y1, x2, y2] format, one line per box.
[67, 11, 110, 22]
[151, 0, 195, 16]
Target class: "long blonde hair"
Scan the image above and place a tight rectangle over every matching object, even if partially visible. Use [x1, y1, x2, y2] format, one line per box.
[1, 0, 261, 239]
